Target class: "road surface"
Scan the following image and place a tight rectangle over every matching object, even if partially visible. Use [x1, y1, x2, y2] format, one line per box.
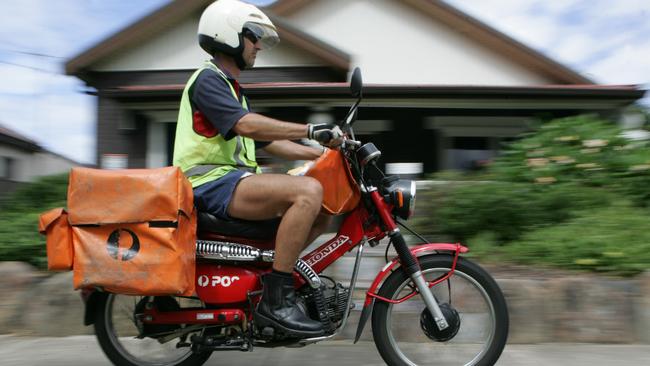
[1, 335, 650, 365]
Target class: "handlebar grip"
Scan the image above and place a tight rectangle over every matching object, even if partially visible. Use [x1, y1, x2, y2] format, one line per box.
[315, 130, 333, 143]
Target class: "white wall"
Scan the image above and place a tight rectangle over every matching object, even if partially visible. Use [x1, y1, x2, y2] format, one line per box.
[0, 146, 30, 181]
[94, 18, 324, 71]
[0, 145, 79, 182]
[146, 121, 168, 169]
[287, 0, 551, 85]
[29, 152, 79, 179]
[92, 0, 554, 86]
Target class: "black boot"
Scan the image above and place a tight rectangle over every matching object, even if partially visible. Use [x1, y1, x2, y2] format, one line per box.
[255, 271, 324, 338]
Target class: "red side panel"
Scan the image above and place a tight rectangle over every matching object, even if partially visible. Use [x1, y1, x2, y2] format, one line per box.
[142, 308, 245, 325]
[301, 208, 367, 274]
[195, 263, 263, 305]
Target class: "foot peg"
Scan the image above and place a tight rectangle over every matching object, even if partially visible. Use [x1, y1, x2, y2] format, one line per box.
[261, 326, 275, 338]
[190, 334, 249, 352]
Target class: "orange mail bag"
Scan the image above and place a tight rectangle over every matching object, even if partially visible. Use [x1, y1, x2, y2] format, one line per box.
[67, 166, 196, 296]
[306, 149, 360, 215]
[39, 208, 74, 271]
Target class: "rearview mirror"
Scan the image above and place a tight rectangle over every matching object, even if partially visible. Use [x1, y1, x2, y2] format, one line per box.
[350, 67, 362, 98]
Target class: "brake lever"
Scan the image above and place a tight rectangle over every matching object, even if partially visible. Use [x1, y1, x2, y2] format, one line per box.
[342, 139, 361, 150]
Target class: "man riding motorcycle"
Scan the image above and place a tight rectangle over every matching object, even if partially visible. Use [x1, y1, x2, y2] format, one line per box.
[172, 0, 343, 338]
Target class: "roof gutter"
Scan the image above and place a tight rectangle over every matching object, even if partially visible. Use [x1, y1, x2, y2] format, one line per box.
[98, 83, 643, 111]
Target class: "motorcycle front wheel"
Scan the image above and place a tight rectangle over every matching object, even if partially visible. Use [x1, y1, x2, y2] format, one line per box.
[371, 255, 508, 366]
[93, 293, 213, 366]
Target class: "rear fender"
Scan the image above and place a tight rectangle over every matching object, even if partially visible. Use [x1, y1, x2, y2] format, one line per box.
[352, 243, 468, 343]
[82, 289, 107, 326]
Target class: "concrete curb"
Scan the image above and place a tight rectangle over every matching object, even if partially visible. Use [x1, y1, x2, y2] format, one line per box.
[1, 260, 648, 343]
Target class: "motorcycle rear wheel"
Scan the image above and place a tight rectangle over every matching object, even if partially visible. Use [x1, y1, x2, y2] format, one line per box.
[93, 293, 213, 366]
[371, 255, 508, 366]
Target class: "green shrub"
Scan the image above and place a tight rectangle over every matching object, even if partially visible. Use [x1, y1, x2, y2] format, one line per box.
[469, 202, 650, 276]
[0, 174, 68, 212]
[0, 173, 69, 268]
[411, 114, 650, 275]
[490, 115, 650, 205]
[413, 181, 612, 243]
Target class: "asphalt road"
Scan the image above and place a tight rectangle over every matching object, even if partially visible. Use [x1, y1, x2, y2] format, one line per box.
[1, 335, 650, 366]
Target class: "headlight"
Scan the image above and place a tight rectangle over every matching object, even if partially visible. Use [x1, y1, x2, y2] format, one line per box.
[388, 179, 416, 220]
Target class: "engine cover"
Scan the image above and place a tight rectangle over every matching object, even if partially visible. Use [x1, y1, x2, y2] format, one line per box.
[195, 263, 262, 305]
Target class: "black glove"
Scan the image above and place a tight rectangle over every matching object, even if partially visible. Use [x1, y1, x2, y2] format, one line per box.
[307, 123, 344, 145]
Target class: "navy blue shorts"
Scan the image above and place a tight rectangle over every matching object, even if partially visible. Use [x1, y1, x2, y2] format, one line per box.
[193, 170, 251, 220]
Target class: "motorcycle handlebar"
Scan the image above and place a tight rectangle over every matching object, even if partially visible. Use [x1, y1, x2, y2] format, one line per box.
[338, 138, 361, 151]
[344, 139, 361, 148]
[314, 130, 334, 144]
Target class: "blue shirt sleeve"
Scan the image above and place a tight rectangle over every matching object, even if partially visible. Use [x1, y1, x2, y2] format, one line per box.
[191, 69, 249, 140]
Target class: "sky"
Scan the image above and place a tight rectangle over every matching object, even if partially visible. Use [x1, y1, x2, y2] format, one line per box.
[0, 0, 648, 165]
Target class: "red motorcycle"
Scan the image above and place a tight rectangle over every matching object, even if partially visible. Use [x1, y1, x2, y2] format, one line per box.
[82, 68, 508, 366]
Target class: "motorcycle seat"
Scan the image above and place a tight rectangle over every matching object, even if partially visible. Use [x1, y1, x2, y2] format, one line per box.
[197, 211, 280, 241]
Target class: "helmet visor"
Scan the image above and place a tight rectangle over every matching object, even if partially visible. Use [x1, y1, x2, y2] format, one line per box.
[243, 22, 280, 50]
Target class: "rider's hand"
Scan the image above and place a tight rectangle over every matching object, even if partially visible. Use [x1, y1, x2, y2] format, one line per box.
[307, 123, 344, 146]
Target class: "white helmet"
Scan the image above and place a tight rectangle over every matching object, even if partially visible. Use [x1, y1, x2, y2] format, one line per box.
[198, 0, 280, 69]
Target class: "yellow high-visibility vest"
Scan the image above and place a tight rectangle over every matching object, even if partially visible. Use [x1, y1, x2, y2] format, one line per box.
[173, 61, 260, 188]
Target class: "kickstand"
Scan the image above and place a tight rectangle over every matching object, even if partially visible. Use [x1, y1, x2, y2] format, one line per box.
[246, 290, 263, 351]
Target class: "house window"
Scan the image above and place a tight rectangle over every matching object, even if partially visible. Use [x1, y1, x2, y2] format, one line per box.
[0, 157, 14, 179]
[452, 137, 489, 150]
[446, 137, 495, 171]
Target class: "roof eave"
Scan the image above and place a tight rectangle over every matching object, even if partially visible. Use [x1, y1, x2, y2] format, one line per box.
[264, 0, 315, 16]
[101, 83, 645, 103]
[401, 0, 593, 84]
[270, 15, 350, 71]
[65, 0, 350, 77]
[0, 135, 42, 153]
[268, 0, 593, 84]
[66, 0, 211, 76]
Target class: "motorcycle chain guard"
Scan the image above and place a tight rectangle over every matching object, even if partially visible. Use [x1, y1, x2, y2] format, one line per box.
[135, 297, 181, 338]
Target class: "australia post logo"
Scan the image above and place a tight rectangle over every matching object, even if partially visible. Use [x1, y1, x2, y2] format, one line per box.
[198, 275, 240, 288]
[106, 229, 140, 261]
[305, 235, 350, 267]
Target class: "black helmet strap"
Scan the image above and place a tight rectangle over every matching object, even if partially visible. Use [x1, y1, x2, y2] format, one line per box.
[198, 33, 247, 70]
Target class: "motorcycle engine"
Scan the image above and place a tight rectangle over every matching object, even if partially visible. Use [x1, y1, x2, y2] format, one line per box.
[300, 280, 350, 330]
[321, 282, 350, 323]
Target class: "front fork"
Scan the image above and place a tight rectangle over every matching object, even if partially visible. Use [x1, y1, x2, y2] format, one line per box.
[390, 231, 450, 331]
[368, 189, 450, 331]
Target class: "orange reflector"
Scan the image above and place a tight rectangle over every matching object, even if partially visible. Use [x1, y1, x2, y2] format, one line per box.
[396, 190, 404, 208]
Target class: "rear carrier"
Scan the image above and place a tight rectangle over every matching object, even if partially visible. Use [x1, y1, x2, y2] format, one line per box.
[39, 166, 197, 296]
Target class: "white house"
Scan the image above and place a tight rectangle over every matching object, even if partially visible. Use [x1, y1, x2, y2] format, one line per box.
[65, 0, 645, 175]
[0, 123, 82, 193]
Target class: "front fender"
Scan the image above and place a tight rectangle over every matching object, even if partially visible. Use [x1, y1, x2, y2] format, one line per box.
[367, 243, 468, 300]
[352, 243, 468, 343]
